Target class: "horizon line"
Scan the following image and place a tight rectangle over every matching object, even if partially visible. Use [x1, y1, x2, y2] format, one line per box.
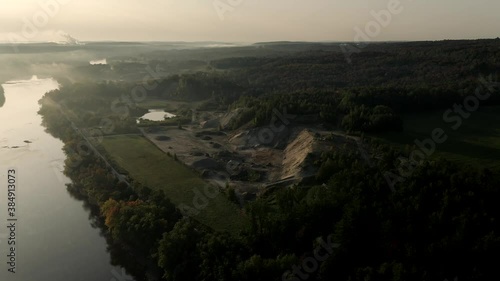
[0, 37, 499, 45]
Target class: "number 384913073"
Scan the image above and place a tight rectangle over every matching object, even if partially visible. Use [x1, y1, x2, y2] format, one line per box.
[7, 169, 16, 215]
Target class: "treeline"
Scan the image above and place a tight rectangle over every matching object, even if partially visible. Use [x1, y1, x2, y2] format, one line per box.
[65, 144, 181, 279]
[221, 81, 500, 135]
[226, 90, 404, 133]
[145, 73, 244, 104]
[41, 83, 146, 134]
[207, 39, 500, 133]
[216, 39, 500, 92]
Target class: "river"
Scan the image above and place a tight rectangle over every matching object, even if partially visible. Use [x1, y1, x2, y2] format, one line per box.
[0, 76, 134, 281]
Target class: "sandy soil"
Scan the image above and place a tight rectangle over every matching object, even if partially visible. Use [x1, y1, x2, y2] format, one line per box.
[141, 109, 358, 201]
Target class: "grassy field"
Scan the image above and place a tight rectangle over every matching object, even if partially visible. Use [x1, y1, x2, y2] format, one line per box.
[375, 106, 500, 171]
[101, 135, 248, 233]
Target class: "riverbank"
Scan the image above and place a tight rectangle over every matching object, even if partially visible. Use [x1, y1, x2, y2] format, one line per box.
[39, 102, 171, 280]
[0, 77, 130, 281]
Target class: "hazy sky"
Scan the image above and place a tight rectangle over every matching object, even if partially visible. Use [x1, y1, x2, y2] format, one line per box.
[1, 0, 499, 43]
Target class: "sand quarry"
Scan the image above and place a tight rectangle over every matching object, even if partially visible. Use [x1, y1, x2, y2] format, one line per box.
[141, 109, 357, 202]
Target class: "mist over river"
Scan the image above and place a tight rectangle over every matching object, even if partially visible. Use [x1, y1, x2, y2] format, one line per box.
[0, 76, 134, 281]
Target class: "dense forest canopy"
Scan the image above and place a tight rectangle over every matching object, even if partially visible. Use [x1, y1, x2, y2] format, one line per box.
[34, 39, 500, 281]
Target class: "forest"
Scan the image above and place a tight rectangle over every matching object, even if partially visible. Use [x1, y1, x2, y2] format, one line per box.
[37, 39, 500, 281]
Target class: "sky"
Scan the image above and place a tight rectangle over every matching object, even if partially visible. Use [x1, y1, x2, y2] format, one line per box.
[0, 0, 499, 43]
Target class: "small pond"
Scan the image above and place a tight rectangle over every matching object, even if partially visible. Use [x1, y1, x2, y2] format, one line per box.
[89, 58, 107, 65]
[137, 109, 176, 123]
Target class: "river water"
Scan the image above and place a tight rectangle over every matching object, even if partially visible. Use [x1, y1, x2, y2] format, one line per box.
[137, 109, 176, 123]
[0, 76, 134, 281]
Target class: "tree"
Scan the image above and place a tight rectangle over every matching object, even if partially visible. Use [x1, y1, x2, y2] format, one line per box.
[158, 219, 207, 281]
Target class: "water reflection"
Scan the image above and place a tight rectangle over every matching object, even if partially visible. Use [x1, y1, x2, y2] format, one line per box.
[0, 77, 135, 281]
[66, 187, 161, 281]
[137, 109, 176, 123]
[90, 59, 107, 65]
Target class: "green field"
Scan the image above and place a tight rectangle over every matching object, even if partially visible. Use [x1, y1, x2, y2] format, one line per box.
[375, 106, 500, 171]
[101, 135, 248, 233]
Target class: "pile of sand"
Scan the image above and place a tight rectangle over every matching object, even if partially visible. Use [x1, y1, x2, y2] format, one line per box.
[281, 129, 315, 179]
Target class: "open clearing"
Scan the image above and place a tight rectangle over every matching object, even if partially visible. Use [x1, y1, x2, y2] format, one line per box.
[376, 106, 500, 171]
[101, 135, 249, 233]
